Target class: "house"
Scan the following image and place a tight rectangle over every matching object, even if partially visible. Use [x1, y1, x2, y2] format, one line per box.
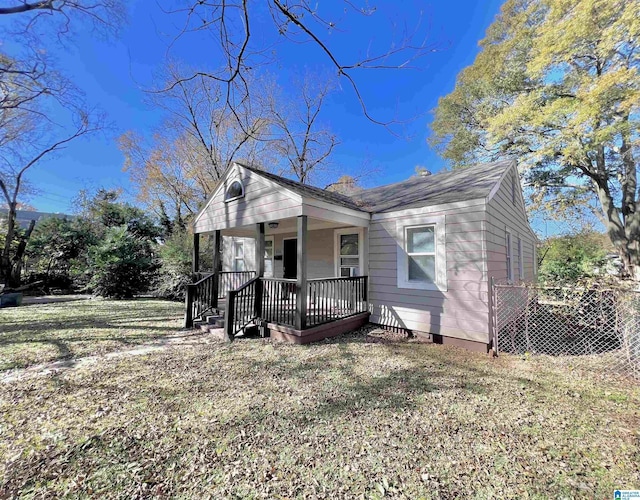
[187, 159, 537, 352]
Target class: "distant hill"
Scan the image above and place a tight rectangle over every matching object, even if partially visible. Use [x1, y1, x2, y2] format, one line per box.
[0, 209, 74, 229]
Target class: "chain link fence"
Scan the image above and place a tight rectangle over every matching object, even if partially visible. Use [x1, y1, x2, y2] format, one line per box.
[493, 282, 640, 381]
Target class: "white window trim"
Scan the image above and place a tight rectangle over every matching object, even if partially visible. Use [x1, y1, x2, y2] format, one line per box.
[334, 228, 364, 277]
[517, 236, 524, 280]
[396, 215, 447, 291]
[224, 179, 245, 203]
[233, 239, 245, 272]
[505, 230, 513, 282]
[264, 236, 275, 278]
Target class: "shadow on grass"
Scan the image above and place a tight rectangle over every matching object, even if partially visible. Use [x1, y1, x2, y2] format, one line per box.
[0, 310, 186, 370]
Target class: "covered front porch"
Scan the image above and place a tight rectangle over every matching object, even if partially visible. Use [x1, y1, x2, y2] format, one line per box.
[186, 214, 370, 342]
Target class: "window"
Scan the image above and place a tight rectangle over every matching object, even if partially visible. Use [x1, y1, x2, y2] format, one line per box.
[397, 216, 446, 291]
[335, 230, 361, 277]
[264, 237, 274, 277]
[506, 230, 513, 281]
[511, 174, 517, 205]
[406, 225, 436, 283]
[224, 180, 244, 202]
[233, 240, 245, 271]
[517, 236, 524, 280]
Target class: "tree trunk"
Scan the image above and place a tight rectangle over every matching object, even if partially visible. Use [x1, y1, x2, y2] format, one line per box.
[0, 202, 17, 285]
[8, 219, 35, 287]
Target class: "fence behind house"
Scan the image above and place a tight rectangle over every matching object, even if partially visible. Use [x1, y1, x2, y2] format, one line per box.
[493, 282, 640, 381]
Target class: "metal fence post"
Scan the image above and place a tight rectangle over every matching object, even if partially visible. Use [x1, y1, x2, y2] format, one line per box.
[491, 276, 498, 356]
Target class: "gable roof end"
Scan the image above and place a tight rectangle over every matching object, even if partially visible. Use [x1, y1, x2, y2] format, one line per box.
[238, 163, 365, 211]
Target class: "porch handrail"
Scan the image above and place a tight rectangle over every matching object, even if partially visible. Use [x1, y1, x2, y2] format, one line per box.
[184, 273, 216, 328]
[184, 270, 256, 328]
[307, 276, 365, 282]
[224, 276, 261, 338]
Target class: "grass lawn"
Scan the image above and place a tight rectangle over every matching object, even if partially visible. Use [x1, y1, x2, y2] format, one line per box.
[0, 298, 184, 371]
[0, 314, 638, 497]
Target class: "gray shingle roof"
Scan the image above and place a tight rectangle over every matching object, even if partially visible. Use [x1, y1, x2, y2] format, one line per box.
[354, 160, 513, 212]
[238, 159, 512, 214]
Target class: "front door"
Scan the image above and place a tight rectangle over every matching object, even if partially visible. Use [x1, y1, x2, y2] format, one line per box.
[283, 238, 297, 279]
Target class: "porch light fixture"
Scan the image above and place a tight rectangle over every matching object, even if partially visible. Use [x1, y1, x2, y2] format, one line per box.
[268, 222, 279, 229]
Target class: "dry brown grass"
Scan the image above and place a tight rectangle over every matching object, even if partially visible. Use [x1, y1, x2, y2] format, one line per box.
[0, 299, 183, 371]
[1, 323, 638, 498]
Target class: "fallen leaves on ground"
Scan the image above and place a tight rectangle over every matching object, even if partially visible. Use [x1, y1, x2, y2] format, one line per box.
[1, 324, 638, 498]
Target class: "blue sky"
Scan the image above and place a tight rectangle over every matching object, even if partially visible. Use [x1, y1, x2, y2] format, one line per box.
[3, 0, 504, 213]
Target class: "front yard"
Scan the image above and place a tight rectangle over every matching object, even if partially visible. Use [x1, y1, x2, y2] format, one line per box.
[0, 298, 184, 370]
[1, 300, 638, 497]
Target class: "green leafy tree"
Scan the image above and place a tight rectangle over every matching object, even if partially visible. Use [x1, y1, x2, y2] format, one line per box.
[79, 189, 161, 240]
[88, 226, 159, 299]
[154, 230, 193, 301]
[25, 217, 96, 291]
[538, 231, 612, 282]
[430, 0, 640, 279]
[74, 189, 162, 298]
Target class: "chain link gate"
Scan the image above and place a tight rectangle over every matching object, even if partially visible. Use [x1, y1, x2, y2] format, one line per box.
[492, 280, 640, 381]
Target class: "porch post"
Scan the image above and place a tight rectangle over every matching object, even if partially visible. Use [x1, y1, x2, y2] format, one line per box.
[254, 223, 265, 322]
[192, 232, 200, 275]
[295, 215, 308, 330]
[212, 230, 221, 309]
[255, 223, 265, 277]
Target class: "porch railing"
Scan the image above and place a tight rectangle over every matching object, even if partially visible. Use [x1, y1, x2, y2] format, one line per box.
[307, 276, 368, 327]
[261, 278, 297, 328]
[258, 276, 369, 330]
[219, 271, 256, 298]
[184, 270, 256, 327]
[200, 275, 369, 337]
[225, 277, 261, 337]
[184, 273, 216, 328]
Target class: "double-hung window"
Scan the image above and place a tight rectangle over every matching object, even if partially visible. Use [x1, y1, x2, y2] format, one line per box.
[335, 229, 363, 277]
[233, 240, 245, 272]
[406, 225, 436, 283]
[505, 230, 513, 281]
[397, 215, 446, 291]
[264, 237, 274, 277]
[517, 236, 523, 280]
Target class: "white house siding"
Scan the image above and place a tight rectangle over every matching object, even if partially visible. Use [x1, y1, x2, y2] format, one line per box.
[485, 167, 537, 348]
[222, 236, 256, 273]
[194, 167, 302, 233]
[221, 228, 340, 279]
[485, 167, 537, 283]
[271, 229, 335, 279]
[368, 200, 491, 345]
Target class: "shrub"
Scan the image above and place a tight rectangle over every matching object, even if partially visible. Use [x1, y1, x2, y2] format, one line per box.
[538, 231, 611, 283]
[88, 226, 159, 298]
[154, 231, 192, 301]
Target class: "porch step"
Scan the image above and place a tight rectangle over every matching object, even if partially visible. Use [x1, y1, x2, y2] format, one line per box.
[200, 326, 231, 342]
[204, 314, 224, 325]
[201, 319, 225, 330]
